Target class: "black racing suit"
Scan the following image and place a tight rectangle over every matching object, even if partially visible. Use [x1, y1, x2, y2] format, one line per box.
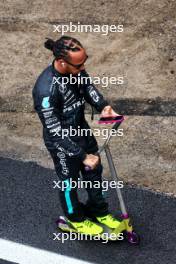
[32, 60, 109, 221]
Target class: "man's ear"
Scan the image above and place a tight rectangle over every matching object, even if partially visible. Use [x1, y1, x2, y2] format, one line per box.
[61, 61, 65, 67]
[56, 59, 65, 68]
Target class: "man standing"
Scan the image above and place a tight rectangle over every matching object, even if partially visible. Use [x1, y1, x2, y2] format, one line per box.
[33, 36, 121, 235]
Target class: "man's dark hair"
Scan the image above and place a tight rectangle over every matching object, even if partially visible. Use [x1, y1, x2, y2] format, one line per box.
[44, 36, 83, 60]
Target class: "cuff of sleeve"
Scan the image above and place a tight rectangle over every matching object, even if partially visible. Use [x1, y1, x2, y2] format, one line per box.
[79, 150, 87, 162]
[97, 100, 109, 112]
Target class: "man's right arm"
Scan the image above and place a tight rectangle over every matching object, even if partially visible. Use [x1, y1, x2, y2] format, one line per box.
[32, 87, 87, 162]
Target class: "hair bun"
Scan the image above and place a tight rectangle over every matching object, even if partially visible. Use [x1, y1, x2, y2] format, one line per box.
[44, 38, 55, 51]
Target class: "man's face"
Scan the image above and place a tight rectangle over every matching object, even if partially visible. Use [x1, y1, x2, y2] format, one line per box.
[64, 48, 88, 75]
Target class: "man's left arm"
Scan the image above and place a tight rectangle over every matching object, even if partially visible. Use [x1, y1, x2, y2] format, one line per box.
[81, 70, 118, 115]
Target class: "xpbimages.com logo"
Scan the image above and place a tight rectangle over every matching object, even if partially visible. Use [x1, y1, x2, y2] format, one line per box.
[53, 22, 124, 36]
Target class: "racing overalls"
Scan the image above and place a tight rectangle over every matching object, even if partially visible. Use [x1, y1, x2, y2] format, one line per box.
[32, 60, 109, 221]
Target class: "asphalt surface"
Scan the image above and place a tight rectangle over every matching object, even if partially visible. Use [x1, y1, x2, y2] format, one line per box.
[0, 156, 175, 264]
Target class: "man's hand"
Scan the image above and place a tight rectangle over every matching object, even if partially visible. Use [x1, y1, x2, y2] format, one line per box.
[100, 105, 120, 117]
[83, 154, 99, 170]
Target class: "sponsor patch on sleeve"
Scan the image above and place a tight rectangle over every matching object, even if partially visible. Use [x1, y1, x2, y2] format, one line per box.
[42, 96, 50, 108]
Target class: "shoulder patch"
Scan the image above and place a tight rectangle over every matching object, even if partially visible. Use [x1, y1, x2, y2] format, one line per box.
[59, 83, 67, 94]
[42, 96, 50, 108]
